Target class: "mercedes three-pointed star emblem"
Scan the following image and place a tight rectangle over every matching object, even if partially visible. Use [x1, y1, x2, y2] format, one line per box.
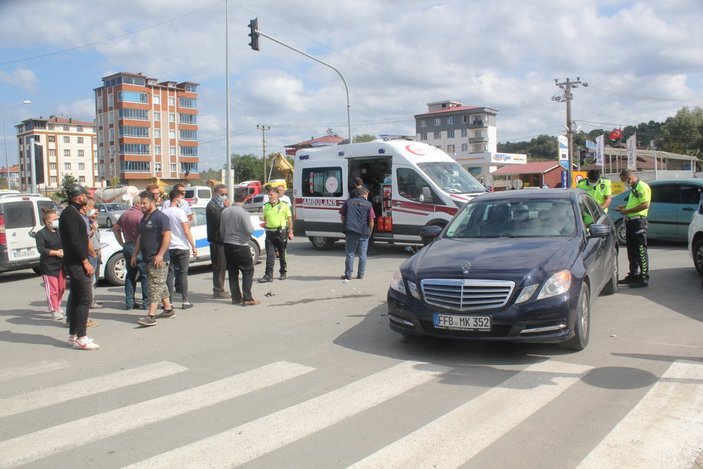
[461, 261, 471, 275]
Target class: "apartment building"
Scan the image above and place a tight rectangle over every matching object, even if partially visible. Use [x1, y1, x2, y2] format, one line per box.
[15, 116, 97, 190]
[415, 100, 509, 181]
[94, 72, 199, 187]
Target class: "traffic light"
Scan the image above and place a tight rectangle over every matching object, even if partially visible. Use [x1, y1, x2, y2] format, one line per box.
[248, 18, 259, 51]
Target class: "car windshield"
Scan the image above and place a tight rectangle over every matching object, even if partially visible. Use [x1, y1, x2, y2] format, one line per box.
[444, 198, 577, 238]
[107, 204, 128, 210]
[417, 162, 485, 194]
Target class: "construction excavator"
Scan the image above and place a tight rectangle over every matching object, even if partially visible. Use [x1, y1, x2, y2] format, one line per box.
[267, 152, 294, 188]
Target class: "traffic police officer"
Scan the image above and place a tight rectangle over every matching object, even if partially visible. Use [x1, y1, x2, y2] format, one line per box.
[616, 169, 651, 288]
[577, 169, 612, 212]
[258, 187, 294, 282]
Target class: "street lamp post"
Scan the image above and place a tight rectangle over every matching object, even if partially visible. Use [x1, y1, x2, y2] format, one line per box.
[1, 100, 31, 190]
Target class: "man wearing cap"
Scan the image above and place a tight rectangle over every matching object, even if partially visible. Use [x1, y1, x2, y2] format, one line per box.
[616, 169, 652, 288]
[59, 184, 99, 350]
[577, 169, 612, 212]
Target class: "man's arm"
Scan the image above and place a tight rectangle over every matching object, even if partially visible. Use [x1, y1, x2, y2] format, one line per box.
[112, 223, 125, 247]
[154, 230, 171, 267]
[130, 235, 141, 267]
[182, 221, 197, 256]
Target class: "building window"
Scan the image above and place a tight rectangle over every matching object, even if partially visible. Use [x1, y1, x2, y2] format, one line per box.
[180, 130, 197, 140]
[50, 176, 57, 184]
[120, 143, 150, 154]
[461, 143, 468, 152]
[119, 108, 149, 120]
[448, 117, 454, 125]
[119, 91, 148, 103]
[168, 130, 176, 139]
[154, 129, 161, 138]
[433, 131, 441, 139]
[153, 111, 161, 122]
[120, 161, 151, 173]
[153, 95, 161, 105]
[461, 129, 467, 138]
[179, 113, 197, 124]
[420, 120, 426, 128]
[63, 125, 69, 131]
[64, 149, 71, 157]
[64, 162, 71, 170]
[462, 115, 468, 123]
[48, 123, 55, 130]
[78, 163, 85, 170]
[447, 144, 455, 154]
[77, 136, 84, 144]
[108, 112, 114, 124]
[109, 128, 115, 141]
[168, 113, 175, 122]
[48, 135, 56, 142]
[434, 118, 441, 126]
[168, 96, 175, 106]
[180, 146, 198, 156]
[170, 163, 177, 173]
[179, 97, 197, 108]
[119, 125, 150, 138]
[78, 149, 85, 157]
[48, 149, 56, 157]
[63, 136, 70, 143]
[154, 162, 162, 172]
[49, 162, 56, 170]
[108, 94, 114, 107]
[420, 133, 427, 141]
[169, 146, 176, 156]
[154, 145, 161, 155]
[79, 176, 86, 182]
[447, 130, 455, 138]
[77, 125, 83, 132]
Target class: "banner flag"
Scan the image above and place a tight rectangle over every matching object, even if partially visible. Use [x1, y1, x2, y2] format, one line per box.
[595, 135, 604, 167]
[585, 140, 596, 150]
[627, 134, 637, 170]
[558, 135, 569, 170]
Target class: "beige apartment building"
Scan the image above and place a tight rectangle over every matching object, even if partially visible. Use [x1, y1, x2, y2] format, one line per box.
[15, 116, 97, 190]
[94, 72, 199, 187]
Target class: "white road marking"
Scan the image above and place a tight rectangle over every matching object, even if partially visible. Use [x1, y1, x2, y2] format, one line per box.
[124, 360, 450, 468]
[0, 359, 70, 383]
[349, 360, 591, 469]
[0, 361, 314, 468]
[0, 361, 188, 418]
[577, 360, 703, 469]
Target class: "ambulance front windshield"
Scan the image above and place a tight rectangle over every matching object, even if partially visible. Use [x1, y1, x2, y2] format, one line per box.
[418, 162, 486, 194]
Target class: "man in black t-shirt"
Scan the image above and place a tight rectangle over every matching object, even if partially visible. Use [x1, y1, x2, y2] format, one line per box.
[131, 191, 173, 327]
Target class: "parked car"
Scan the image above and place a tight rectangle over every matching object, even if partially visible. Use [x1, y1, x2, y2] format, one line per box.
[243, 194, 266, 212]
[609, 179, 703, 245]
[687, 192, 703, 276]
[184, 186, 212, 206]
[99, 206, 266, 286]
[387, 189, 618, 351]
[0, 192, 53, 274]
[95, 203, 128, 228]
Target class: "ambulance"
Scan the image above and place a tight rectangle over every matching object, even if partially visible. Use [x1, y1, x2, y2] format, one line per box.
[293, 139, 486, 250]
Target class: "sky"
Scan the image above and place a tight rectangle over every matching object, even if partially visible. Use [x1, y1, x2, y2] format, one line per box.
[1, 0, 702, 172]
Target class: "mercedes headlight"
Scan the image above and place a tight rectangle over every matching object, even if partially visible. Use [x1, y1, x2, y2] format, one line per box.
[389, 269, 407, 295]
[536, 270, 572, 300]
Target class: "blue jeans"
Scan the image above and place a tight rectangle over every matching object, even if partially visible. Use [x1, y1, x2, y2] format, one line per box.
[344, 231, 369, 278]
[123, 241, 149, 308]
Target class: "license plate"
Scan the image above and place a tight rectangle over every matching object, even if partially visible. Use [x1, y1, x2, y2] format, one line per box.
[12, 248, 36, 259]
[433, 313, 491, 331]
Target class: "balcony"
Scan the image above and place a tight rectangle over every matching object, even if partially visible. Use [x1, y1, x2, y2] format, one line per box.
[468, 120, 486, 128]
[469, 137, 488, 144]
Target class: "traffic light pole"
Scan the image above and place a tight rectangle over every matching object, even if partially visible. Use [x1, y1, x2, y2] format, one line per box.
[249, 21, 352, 143]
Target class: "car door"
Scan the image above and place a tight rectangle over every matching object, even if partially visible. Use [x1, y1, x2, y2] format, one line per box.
[392, 166, 443, 242]
[676, 183, 703, 238]
[190, 206, 211, 261]
[578, 194, 607, 290]
[648, 183, 678, 239]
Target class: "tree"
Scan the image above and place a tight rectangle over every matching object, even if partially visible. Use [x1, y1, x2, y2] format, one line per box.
[231, 154, 264, 182]
[108, 176, 121, 187]
[353, 134, 376, 143]
[498, 134, 558, 159]
[55, 174, 78, 200]
[659, 106, 703, 156]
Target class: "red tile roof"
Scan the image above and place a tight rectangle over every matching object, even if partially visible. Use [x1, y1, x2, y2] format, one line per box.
[492, 161, 563, 176]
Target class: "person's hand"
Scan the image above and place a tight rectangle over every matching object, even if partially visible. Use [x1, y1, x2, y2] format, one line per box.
[154, 254, 164, 268]
[83, 261, 95, 277]
[288, 230, 294, 240]
[192, 247, 198, 257]
[130, 255, 137, 268]
[56, 249, 64, 258]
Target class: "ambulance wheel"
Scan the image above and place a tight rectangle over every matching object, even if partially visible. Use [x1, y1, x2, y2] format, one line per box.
[309, 236, 335, 250]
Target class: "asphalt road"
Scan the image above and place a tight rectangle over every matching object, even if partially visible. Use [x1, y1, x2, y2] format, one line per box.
[0, 238, 702, 468]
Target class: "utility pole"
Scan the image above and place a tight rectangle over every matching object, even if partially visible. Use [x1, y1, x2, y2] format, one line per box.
[553, 77, 587, 187]
[257, 124, 270, 183]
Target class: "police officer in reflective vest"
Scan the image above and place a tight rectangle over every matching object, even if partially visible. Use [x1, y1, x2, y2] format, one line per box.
[258, 188, 293, 282]
[616, 169, 651, 288]
[577, 169, 612, 212]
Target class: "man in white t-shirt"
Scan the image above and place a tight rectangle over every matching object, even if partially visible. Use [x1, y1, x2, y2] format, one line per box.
[276, 185, 291, 205]
[162, 183, 193, 222]
[162, 189, 198, 311]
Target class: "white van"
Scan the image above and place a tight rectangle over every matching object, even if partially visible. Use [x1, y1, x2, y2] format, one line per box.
[184, 185, 212, 206]
[293, 139, 486, 249]
[0, 193, 54, 273]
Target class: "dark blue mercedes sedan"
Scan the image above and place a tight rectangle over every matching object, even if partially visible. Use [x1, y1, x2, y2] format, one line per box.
[387, 189, 618, 351]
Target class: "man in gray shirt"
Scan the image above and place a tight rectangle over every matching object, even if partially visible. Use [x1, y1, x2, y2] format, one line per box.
[220, 191, 260, 306]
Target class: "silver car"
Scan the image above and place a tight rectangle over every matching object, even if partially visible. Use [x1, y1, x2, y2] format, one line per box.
[96, 203, 128, 228]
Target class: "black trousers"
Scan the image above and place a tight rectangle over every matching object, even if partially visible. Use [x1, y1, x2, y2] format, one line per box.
[625, 217, 649, 282]
[65, 263, 93, 337]
[224, 243, 255, 302]
[264, 230, 287, 277]
[167, 249, 191, 302]
[210, 242, 227, 295]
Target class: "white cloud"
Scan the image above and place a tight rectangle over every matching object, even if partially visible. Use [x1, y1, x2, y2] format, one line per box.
[56, 98, 95, 122]
[0, 68, 38, 92]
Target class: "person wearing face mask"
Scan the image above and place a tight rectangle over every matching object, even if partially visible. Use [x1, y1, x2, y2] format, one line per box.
[616, 169, 652, 288]
[206, 184, 231, 299]
[577, 169, 612, 212]
[59, 184, 99, 350]
[162, 183, 193, 222]
[35, 208, 66, 321]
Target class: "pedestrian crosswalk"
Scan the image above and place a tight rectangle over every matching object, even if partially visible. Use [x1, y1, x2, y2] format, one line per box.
[0, 358, 701, 468]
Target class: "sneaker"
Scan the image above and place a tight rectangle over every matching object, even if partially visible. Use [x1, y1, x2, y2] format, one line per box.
[242, 299, 261, 306]
[68, 335, 76, 346]
[618, 275, 636, 285]
[182, 302, 194, 310]
[279, 272, 287, 280]
[73, 336, 100, 350]
[87, 319, 98, 328]
[258, 276, 273, 283]
[137, 315, 157, 327]
[90, 302, 104, 309]
[356, 274, 364, 280]
[340, 275, 351, 280]
[52, 311, 64, 321]
[157, 309, 176, 319]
